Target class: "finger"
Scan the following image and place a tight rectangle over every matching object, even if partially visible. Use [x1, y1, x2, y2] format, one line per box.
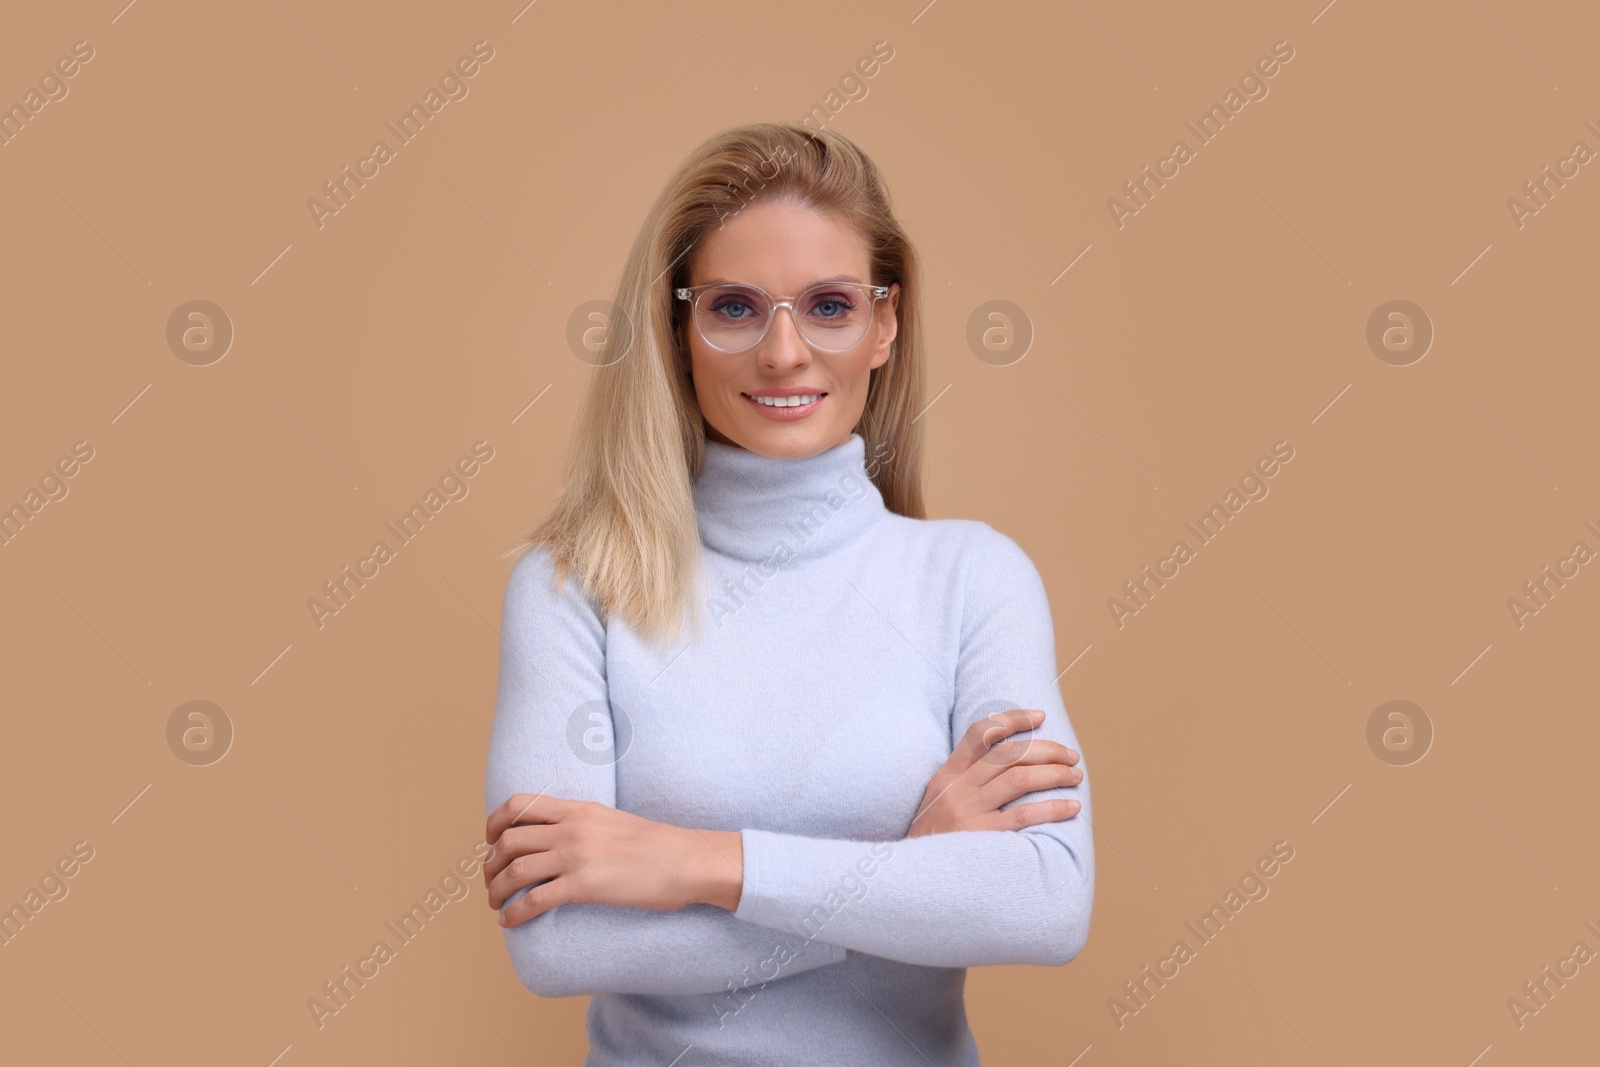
[988, 798, 1080, 831]
[481, 823, 554, 888]
[485, 792, 564, 851]
[499, 874, 571, 927]
[977, 728, 1080, 772]
[976, 761, 1083, 810]
[949, 708, 1044, 774]
[489, 849, 563, 912]
[969, 740, 1082, 785]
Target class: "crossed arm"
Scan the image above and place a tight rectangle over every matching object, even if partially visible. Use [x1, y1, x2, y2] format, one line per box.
[482, 528, 1094, 997]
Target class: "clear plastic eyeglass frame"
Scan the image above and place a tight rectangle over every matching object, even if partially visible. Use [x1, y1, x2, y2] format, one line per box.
[674, 280, 891, 353]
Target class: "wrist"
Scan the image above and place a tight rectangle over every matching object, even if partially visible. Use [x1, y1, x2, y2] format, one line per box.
[689, 828, 744, 911]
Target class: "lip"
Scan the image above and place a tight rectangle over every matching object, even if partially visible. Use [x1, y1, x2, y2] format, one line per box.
[742, 388, 827, 421]
[743, 387, 829, 397]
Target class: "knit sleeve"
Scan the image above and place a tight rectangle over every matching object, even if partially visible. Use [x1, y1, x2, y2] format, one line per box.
[730, 523, 1095, 967]
[484, 548, 847, 998]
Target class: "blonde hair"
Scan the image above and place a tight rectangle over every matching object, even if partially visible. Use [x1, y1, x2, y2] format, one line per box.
[501, 121, 926, 647]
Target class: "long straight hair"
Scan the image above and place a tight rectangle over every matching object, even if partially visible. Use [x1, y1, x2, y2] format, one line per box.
[501, 121, 926, 647]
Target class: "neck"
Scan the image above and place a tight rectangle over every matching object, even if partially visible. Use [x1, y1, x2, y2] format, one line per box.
[692, 433, 887, 563]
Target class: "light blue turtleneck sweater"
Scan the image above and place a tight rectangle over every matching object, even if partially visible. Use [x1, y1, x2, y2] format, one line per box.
[483, 432, 1094, 1066]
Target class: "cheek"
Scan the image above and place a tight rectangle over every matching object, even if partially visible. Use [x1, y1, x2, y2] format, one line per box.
[682, 333, 705, 385]
[837, 348, 881, 387]
[687, 342, 732, 403]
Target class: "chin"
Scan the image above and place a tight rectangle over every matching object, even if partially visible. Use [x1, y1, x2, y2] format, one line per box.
[727, 422, 846, 459]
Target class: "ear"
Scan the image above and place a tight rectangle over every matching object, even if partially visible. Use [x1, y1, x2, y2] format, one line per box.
[869, 282, 900, 370]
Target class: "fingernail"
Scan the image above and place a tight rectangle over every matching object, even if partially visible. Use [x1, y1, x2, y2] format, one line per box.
[1030, 709, 1044, 721]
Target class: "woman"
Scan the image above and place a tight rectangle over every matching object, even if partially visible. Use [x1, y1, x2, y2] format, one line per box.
[482, 121, 1093, 1066]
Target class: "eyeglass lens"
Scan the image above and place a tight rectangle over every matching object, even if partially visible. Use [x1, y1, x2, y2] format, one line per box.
[695, 284, 873, 352]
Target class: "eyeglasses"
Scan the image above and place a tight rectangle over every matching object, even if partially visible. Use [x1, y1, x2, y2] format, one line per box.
[675, 280, 891, 354]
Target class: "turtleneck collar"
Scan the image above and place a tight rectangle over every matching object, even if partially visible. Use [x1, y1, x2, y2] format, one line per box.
[692, 432, 888, 563]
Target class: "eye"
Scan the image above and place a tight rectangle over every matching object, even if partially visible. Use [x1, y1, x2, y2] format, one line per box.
[710, 295, 764, 321]
[703, 286, 768, 322]
[805, 291, 858, 319]
[709, 297, 757, 320]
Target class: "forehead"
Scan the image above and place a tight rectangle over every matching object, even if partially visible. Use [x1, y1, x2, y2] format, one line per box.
[689, 198, 870, 287]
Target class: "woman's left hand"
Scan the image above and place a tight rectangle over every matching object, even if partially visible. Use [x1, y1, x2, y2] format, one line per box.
[483, 793, 744, 926]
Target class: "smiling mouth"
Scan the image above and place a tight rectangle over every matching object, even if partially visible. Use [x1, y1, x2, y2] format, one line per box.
[743, 392, 827, 408]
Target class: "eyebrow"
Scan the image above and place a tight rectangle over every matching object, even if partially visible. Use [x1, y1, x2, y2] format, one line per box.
[697, 274, 864, 287]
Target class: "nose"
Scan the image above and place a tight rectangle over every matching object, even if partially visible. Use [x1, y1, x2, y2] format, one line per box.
[758, 302, 812, 372]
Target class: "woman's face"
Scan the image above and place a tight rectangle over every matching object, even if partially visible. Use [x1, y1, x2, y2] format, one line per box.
[682, 198, 899, 459]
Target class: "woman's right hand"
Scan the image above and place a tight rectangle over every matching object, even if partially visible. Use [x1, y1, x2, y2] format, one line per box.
[906, 708, 1082, 838]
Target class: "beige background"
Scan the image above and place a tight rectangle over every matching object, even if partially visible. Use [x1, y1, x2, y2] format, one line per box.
[3, 0, 1596, 1063]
